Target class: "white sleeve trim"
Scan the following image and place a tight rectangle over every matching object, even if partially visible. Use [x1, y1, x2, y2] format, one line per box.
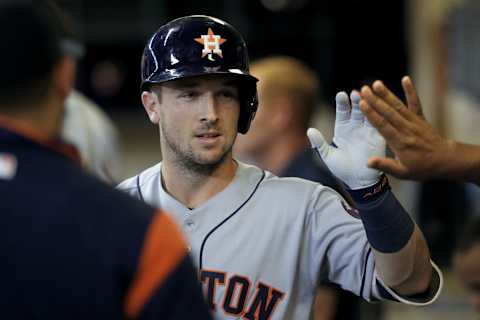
[374, 260, 443, 306]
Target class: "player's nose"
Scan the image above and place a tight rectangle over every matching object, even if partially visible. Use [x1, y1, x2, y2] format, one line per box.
[199, 93, 219, 123]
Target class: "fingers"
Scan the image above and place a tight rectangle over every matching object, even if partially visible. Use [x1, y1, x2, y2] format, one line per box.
[350, 90, 364, 125]
[359, 98, 400, 142]
[335, 91, 351, 124]
[401, 76, 424, 118]
[371, 80, 417, 122]
[334, 90, 364, 126]
[358, 89, 374, 129]
[371, 80, 405, 111]
[307, 127, 330, 160]
[367, 156, 408, 178]
[360, 85, 412, 133]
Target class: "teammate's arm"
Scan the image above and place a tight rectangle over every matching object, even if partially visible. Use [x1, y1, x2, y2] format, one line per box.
[359, 76, 480, 186]
[307, 91, 434, 296]
[124, 211, 212, 319]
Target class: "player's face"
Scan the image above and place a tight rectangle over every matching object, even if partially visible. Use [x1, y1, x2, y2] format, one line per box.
[154, 75, 240, 169]
[454, 243, 480, 313]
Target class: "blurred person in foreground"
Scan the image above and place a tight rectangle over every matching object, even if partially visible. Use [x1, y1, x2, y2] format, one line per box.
[234, 55, 362, 320]
[0, 1, 211, 319]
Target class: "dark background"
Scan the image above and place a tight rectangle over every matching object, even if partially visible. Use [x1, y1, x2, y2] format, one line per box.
[56, 0, 407, 111]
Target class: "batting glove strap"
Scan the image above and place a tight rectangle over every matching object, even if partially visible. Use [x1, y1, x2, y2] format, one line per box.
[347, 174, 390, 204]
[356, 189, 415, 253]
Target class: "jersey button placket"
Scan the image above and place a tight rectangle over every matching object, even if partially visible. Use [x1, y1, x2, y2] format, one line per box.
[183, 217, 198, 254]
[184, 218, 196, 231]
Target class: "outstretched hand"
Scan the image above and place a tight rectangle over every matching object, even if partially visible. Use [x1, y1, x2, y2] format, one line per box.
[307, 91, 385, 190]
[359, 76, 454, 180]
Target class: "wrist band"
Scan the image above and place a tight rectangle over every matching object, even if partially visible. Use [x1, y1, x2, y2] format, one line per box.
[348, 174, 390, 204]
[355, 190, 415, 253]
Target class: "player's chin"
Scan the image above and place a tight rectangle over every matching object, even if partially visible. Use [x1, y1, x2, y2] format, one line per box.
[195, 151, 227, 165]
[194, 145, 232, 163]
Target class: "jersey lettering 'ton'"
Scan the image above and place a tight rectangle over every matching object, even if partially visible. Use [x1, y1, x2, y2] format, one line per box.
[243, 281, 285, 320]
[200, 270, 285, 319]
[200, 270, 226, 310]
[223, 275, 251, 315]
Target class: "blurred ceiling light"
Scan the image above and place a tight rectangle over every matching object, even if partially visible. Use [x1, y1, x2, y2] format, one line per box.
[260, 0, 309, 12]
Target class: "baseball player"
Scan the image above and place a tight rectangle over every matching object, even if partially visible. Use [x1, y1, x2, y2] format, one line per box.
[0, 2, 211, 319]
[118, 15, 443, 319]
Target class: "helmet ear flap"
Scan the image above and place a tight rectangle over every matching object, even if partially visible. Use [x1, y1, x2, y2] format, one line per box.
[140, 46, 157, 92]
[237, 80, 258, 134]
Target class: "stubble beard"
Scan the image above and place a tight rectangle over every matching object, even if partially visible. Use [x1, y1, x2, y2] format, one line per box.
[162, 125, 233, 177]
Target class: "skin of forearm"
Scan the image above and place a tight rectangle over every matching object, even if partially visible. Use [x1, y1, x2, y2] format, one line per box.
[313, 287, 339, 320]
[373, 226, 432, 295]
[446, 141, 480, 185]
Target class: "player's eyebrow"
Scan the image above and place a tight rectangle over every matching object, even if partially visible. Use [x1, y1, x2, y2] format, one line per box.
[167, 76, 239, 90]
[170, 80, 199, 89]
[222, 79, 238, 88]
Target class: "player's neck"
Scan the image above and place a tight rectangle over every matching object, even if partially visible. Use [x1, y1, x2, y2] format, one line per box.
[161, 157, 238, 208]
[257, 132, 308, 175]
[0, 98, 63, 139]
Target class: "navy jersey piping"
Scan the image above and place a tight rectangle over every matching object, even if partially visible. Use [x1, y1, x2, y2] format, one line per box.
[360, 247, 372, 298]
[199, 170, 266, 269]
[136, 175, 145, 202]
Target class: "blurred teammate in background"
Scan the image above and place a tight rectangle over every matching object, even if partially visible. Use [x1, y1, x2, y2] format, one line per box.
[62, 90, 123, 183]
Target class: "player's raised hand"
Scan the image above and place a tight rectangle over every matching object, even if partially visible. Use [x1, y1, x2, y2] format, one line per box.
[359, 77, 454, 180]
[307, 91, 385, 190]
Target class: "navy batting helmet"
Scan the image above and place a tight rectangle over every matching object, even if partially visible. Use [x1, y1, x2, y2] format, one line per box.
[141, 15, 258, 134]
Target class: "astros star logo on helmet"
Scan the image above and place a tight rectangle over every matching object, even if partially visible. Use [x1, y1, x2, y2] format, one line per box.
[194, 28, 227, 61]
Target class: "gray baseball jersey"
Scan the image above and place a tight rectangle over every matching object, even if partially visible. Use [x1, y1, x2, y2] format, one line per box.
[118, 161, 442, 319]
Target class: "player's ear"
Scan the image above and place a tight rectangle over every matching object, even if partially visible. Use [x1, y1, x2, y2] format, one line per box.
[53, 56, 76, 102]
[141, 91, 160, 124]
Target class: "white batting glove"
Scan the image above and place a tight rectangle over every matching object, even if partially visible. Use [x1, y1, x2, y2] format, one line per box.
[307, 91, 386, 190]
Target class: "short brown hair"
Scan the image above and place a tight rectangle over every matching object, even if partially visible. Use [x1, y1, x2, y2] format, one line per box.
[251, 55, 320, 129]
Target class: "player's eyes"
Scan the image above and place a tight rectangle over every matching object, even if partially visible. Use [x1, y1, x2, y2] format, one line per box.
[177, 89, 238, 102]
[178, 91, 198, 99]
[218, 89, 238, 100]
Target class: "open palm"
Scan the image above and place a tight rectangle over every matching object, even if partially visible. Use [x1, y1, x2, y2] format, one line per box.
[307, 91, 385, 190]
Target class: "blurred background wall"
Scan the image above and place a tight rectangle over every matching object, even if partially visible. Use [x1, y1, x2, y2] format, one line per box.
[56, 0, 410, 179]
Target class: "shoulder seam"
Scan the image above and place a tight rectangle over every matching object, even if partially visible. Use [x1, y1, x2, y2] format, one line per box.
[118, 164, 160, 191]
